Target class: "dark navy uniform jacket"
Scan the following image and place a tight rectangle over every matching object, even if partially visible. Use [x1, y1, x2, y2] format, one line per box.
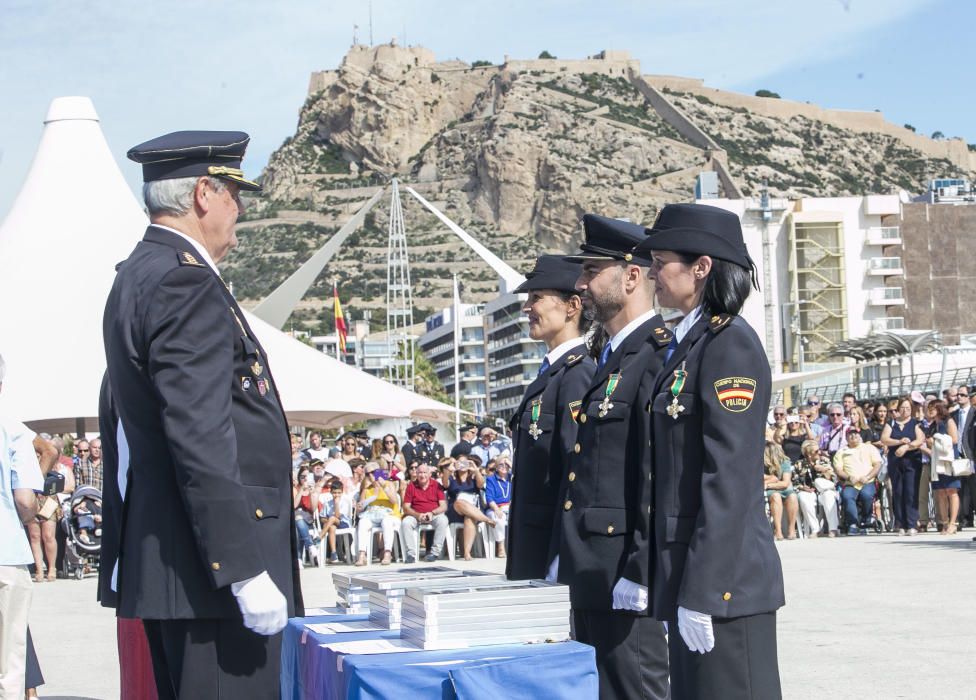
[506, 343, 594, 581]
[100, 225, 303, 620]
[644, 313, 784, 621]
[424, 440, 445, 465]
[556, 316, 671, 611]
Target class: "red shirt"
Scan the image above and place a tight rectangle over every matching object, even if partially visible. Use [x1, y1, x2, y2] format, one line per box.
[403, 480, 445, 514]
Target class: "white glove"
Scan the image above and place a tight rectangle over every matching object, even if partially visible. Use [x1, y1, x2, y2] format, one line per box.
[611, 577, 648, 612]
[677, 605, 714, 654]
[231, 570, 288, 635]
[545, 556, 559, 583]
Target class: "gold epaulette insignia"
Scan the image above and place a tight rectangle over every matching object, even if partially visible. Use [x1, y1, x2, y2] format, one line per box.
[651, 325, 672, 346]
[565, 353, 584, 366]
[179, 251, 205, 267]
[708, 314, 733, 333]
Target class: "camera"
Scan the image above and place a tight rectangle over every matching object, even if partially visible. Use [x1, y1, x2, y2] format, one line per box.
[786, 415, 799, 424]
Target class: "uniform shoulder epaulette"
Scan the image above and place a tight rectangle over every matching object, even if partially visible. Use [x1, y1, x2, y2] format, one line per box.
[178, 250, 206, 267]
[650, 323, 672, 347]
[565, 353, 585, 367]
[708, 313, 734, 333]
[114, 259, 126, 272]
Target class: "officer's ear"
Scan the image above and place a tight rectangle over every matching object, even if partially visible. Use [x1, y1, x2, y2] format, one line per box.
[692, 255, 713, 281]
[193, 177, 213, 215]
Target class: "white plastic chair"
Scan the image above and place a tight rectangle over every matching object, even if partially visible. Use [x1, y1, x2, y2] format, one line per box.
[447, 521, 494, 560]
[413, 522, 453, 562]
[360, 521, 404, 564]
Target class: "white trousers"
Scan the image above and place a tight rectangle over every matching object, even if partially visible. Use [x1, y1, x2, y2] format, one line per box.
[0, 565, 32, 698]
[487, 504, 509, 543]
[357, 509, 399, 553]
[797, 487, 840, 534]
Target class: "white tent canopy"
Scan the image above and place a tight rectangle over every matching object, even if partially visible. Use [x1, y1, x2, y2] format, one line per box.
[0, 97, 456, 432]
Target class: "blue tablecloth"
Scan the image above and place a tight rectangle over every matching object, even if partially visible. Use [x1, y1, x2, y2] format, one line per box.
[282, 613, 597, 700]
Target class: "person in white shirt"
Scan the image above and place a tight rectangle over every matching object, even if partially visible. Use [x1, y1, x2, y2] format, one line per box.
[319, 480, 353, 564]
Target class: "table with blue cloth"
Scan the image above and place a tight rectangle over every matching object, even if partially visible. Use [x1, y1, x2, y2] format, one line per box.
[282, 610, 598, 700]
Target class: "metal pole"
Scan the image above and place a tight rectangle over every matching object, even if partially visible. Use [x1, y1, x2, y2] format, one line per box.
[453, 274, 462, 436]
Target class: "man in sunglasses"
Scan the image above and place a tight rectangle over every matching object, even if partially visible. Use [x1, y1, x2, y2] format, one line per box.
[819, 403, 849, 458]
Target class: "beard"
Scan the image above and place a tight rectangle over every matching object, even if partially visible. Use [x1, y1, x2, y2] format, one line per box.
[584, 274, 625, 323]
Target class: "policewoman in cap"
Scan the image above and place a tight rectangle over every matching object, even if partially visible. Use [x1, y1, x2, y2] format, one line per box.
[505, 255, 595, 581]
[636, 203, 785, 699]
[101, 131, 303, 698]
[557, 215, 672, 700]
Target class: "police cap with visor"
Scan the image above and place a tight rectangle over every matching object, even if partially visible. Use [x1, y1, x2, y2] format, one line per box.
[565, 214, 652, 265]
[127, 130, 262, 191]
[513, 254, 584, 295]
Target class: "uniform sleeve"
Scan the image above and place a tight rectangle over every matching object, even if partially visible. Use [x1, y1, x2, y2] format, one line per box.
[677, 325, 770, 614]
[145, 265, 264, 589]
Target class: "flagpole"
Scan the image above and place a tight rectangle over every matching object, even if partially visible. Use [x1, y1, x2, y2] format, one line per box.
[452, 273, 461, 440]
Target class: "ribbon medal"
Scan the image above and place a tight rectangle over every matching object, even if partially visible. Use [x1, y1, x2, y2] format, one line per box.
[666, 362, 688, 420]
[528, 399, 543, 441]
[598, 373, 621, 418]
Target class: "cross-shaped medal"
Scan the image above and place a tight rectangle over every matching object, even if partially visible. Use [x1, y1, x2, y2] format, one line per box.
[598, 395, 614, 418]
[666, 397, 685, 419]
[528, 423, 543, 440]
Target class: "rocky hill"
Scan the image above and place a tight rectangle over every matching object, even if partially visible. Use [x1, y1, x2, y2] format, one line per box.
[223, 44, 976, 334]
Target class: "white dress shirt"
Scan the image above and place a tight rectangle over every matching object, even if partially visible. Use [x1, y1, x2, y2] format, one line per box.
[607, 308, 659, 353]
[545, 336, 585, 367]
[672, 306, 703, 345]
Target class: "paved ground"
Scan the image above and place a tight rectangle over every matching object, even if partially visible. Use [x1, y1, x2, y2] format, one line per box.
[28, 531, 976, 698]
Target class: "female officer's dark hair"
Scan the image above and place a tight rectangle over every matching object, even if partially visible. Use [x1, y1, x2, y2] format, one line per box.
[675, 253, 753, 317]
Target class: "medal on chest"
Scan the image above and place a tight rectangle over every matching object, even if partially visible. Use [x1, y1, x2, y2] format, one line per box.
[528, 399, 543, 440]
[666, 362, 688, 420]
[599, 373, 621, 418]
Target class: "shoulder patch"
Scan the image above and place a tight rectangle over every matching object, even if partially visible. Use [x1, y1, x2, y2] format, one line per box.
[178, 250, 206, 267]
[650, 324, 673, 347]
[713, 377, 757, 412]
[565, 353, 584, 367]
[708, 313, 733, 333]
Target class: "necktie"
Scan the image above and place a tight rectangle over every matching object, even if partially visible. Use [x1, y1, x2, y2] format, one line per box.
[537, 357, 550, 377]
[598, 343, 613, 369]
[664, 335, 678, 363]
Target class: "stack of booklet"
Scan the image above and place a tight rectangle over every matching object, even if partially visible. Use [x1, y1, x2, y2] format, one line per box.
[332, 571, 370, 613]
[350, 568, 506, 630]
[398, 580, 572, 650]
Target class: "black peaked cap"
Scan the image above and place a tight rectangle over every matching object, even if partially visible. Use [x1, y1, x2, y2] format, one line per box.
[565, 214, 652, 265]
[635, 203, 753, 269]
[513, 254, 583, 294]
[127, 130, 261, 191]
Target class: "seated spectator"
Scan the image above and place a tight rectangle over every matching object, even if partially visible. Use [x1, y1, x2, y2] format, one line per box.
[355, 462, 402, 566]
[73, 494, 102, 545]
[483, 457, 513, 558]
[320, 479, 353, 564]
[398, 461, 418, 502]
[301, 431, 330, 462]
[764, 441, 798, 540]
[792, 440, 839, 537]
[445, 455, 495, 560]
[819, 403, 848, 458]
[400, 464, 449, 563]
[770, 405, 788, 444]
[781, 411, 813, 464]
[833, 428, 882, 535]
[470, 427, 501, 466]
[921, 399, 960, 535]
[348, 458, 366, 494]
[292, 463, 319, 566]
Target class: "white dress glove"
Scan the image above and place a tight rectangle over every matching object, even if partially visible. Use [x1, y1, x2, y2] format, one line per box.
[677, 605, 714, 654]
[545, 556, 559, 583]
[231, 570, 288, 636]
[611, 578, 648, 612]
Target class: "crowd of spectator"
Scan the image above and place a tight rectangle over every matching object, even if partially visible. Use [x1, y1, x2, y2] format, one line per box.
[765, 385, 975, 539]
[289, 422, 514, 566]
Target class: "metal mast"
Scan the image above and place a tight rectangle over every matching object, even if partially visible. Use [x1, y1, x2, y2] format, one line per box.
[386, 178, 415, 390]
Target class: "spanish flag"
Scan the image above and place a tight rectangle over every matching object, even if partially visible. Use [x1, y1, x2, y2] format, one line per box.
[333, 281, 347, 354]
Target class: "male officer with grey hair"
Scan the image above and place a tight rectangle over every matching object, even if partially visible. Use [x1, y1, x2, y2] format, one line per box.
[101, 131, 302, 698]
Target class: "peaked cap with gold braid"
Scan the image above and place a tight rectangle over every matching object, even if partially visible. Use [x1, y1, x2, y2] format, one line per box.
[127, 130, 261, 191]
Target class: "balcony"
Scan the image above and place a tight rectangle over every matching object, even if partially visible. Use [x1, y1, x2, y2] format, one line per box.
[867, 257, 903, 276]
[868, 287, 905, 306]
[871, 317, 905, 332]
[866, 226, 902, 246]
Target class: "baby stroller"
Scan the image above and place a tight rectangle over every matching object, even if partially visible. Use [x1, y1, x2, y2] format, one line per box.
[59, 485, 101, 580]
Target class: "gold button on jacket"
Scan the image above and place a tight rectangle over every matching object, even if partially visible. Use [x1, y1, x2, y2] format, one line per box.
[211, 562, 221, 571]
[255, 508, 264, 518]
[564, 500, 573, 510]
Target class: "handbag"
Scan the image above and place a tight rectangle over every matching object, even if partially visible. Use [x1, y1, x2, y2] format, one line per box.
[950, 458, 974, 477]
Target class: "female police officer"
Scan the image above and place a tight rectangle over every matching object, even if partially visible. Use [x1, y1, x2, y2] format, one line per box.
[635, 203, 785, 699]
[506, 255, 595, 580]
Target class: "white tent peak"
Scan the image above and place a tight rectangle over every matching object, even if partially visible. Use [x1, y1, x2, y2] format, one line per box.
[45, 96, 100, 123]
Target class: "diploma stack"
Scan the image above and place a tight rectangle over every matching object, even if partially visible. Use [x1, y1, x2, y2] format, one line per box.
[398, 580, 572, 650]
[351, 568, 506, 630]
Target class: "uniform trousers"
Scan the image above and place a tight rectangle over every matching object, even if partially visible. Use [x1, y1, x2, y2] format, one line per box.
[668, 611, 781, 700]
[572, 609, 669, 700]
[143, 618, 281, 700]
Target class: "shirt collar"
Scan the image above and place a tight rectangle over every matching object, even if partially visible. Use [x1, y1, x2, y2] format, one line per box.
[150, 224, 219, 275]
[545, 337, 584, 365]
[608, 308, 658, 353]
[673, 306, 703, 345]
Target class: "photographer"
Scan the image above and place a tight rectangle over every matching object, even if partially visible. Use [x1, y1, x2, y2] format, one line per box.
[292, 463, 320, 567]
[446, 456, 495, 560]
[354, 463, 402, 566]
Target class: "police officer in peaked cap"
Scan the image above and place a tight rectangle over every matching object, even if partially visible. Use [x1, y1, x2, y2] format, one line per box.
[636, 203, 784, 699]
[506, 255, 595, 582]
[100, 131, 303, 698]
[556, 215, 673, 700]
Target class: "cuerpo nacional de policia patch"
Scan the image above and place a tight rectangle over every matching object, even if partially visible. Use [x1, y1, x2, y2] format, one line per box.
[713, 377, 757, 412]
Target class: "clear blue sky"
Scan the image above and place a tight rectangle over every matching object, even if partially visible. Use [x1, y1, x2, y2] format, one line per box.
[1, 0, 971, 219]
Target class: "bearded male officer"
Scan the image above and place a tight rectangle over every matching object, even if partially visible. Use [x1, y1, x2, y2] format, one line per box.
[555, 215, 672, 699]
[101, 131, 303, 698]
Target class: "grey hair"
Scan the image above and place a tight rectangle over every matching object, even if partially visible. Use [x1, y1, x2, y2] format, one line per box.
[826, 402, 842, 414]
[142, 176, 226, 217]
[0, 352, 6, 385]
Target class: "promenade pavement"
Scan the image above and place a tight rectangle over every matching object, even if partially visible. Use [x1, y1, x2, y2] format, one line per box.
[27, 531, 976, 698]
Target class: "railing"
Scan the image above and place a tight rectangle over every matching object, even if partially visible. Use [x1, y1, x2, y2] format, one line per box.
[866, 226, 902, 245]
[870, 317, 905, 332]
[867, 257, 903, 274]
[868, 287, 905, 305]
[792, 367, 976, 405]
